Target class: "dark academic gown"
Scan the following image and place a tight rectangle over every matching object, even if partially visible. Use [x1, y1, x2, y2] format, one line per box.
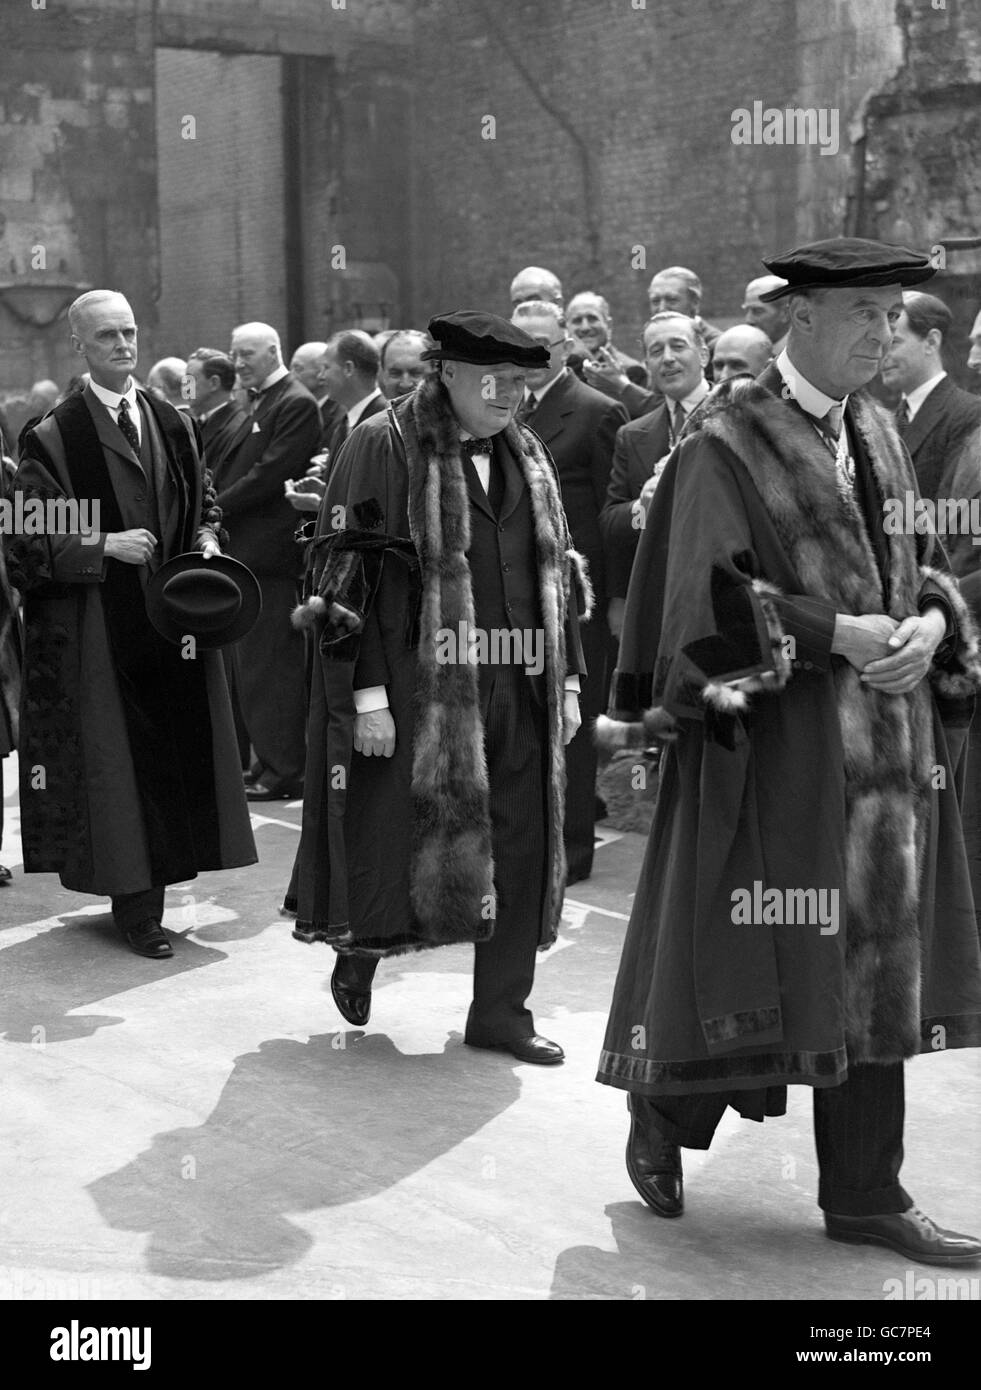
[597, 368, 981, 1102]
[10, 386, 256, 895]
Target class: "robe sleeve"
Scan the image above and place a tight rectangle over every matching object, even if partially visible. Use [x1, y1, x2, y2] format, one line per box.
[8, 437, 108, 589]
[613, 434, 793, 734]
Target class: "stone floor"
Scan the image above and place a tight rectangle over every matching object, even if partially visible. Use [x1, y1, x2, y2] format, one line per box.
[1, 755, 979, 1301]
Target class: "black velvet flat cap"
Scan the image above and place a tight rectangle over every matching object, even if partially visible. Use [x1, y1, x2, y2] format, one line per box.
[759, 237, 936, 300]
[421, 310, 550, 368]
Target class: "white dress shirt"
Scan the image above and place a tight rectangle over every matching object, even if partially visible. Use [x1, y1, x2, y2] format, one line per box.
[347, 388, 384, 432]
[903, 370, 947, 423]
[89, 377, 141, 446]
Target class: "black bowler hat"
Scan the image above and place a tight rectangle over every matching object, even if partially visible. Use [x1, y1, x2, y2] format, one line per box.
[145, 552, 262, 649]
[421, 310, 550, 368]
[758, 237, 936, 301]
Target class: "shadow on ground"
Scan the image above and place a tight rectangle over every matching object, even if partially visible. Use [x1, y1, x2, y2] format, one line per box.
[0, 911, 226, 1043]
[87, 1030, 521, 1281]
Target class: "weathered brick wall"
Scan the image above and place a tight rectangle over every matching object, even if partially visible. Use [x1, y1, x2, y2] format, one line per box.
[408, 0, 903, 350]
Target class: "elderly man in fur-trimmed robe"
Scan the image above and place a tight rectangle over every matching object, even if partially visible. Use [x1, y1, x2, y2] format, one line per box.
[285, 310, 587, 1065]
[596, 239, 981, 1265]
[8, 290, 256, 959]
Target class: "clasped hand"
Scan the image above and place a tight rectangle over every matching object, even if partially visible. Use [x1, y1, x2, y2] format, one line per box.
[834, 610, 947, 693]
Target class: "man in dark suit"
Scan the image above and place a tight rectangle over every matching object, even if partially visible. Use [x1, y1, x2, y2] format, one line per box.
[290, 341, 342, 449]
[512, 299, 627, 882]
[10, 291, 256, 957]
[287, 311, 587, 1065]
[186, 349, 251, 474]
[317, 331, 387, 467]
[600, 312, 710, 638]
[882, 291, 981, 567]
[220, 321, 322, 800]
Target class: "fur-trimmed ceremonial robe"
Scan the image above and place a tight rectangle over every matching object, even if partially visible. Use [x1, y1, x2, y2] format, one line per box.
[596, 366, 981, 1097]
[286, 376, 587, 956]
[9, 386, 256, 896]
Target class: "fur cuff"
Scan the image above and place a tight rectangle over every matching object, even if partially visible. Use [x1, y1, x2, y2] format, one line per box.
[701, 578, 793, 713]
[920, 565, 981, 698]
[594, 708, 677, 750]
[567, 547, 594, 621]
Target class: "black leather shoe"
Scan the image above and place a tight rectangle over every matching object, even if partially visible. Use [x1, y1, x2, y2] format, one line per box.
[468, 1034, 565, 1064]
[626, 1093, 684, 1217]
[825, 1207, 981, 1266]
[0, 864, 12, 885]
[245, 781, 303, 801]
[330, 957, 371, 1026]
[122, 918, 173, 959]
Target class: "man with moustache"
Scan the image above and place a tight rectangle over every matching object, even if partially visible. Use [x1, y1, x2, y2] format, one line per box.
[583, 265, 720, 418]
[512, 299, 628, 882]
[742, 274, 792, 355]
[222, 321, 321, 800]
[711, 324, 773, 383]
[596, 239, 981, 1265]
[600, 312, 710, 639]
[9, 291, 256, 957]
[286, 311, 587, 1064]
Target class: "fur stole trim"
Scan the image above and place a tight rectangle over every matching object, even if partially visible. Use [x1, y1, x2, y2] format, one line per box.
[695, 375, 975, 1062]
[396, 379, 577, 945]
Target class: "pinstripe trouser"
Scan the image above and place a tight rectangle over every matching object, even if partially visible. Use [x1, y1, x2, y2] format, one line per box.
[643, 1062, 910, 1216]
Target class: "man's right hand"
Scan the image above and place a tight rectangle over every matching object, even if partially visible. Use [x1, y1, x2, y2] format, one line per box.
[354, 709, 396, 758]
[831, 613, 901, 671]
[104, 529, 157, 565]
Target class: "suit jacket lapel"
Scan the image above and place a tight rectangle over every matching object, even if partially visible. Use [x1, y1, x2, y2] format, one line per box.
[497, 431, 525, 521]
[631, 403, 670, 474]
[461, 451, 496, 520]
[902, 377, 948, 460]
[84, 383, 143, 472]
[526, 374, 573, 446]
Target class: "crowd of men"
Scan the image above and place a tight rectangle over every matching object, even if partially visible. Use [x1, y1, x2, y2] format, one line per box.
[1, 240, 981, 1265]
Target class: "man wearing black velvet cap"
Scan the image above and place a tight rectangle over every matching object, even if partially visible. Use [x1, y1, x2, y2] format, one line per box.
[596, 238, 981, 1263]
[286, 310, 588, 1065]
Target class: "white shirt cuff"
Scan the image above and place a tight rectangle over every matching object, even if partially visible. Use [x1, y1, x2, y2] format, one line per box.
[564, 675, 581, 694]
[354, 686, 389, 714]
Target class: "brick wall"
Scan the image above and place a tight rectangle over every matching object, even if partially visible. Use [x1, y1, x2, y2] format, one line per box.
[408, 0, 904, 351]
[155, 47, 287, 356]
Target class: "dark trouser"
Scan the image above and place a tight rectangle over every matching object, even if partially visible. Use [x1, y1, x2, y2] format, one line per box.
[111, 886, 166, 933]
[642, 1061, 910, 1216]
[231, 574, 307, 790]
[338, 666, 549, 1045]
[563, 612, 607, 879]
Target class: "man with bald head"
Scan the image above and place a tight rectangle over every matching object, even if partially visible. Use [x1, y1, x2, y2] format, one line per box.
[711, 324, 773, 382]
[221, 320, 321, 799]
[10, 290, 256, 957]
[742, 275, 791, 355]
[147, 357, 190, 411]
[510, 266, 564, 308]
[290, 341, 341, 447]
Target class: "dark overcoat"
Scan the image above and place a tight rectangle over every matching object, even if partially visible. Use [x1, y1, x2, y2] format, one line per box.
[596, 371, 981, 1098]
[9, 386, 256, 896]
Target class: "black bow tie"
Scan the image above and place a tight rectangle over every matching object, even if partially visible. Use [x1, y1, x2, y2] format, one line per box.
[460, 437, 494, 458]
[247, 387, 261, 401]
